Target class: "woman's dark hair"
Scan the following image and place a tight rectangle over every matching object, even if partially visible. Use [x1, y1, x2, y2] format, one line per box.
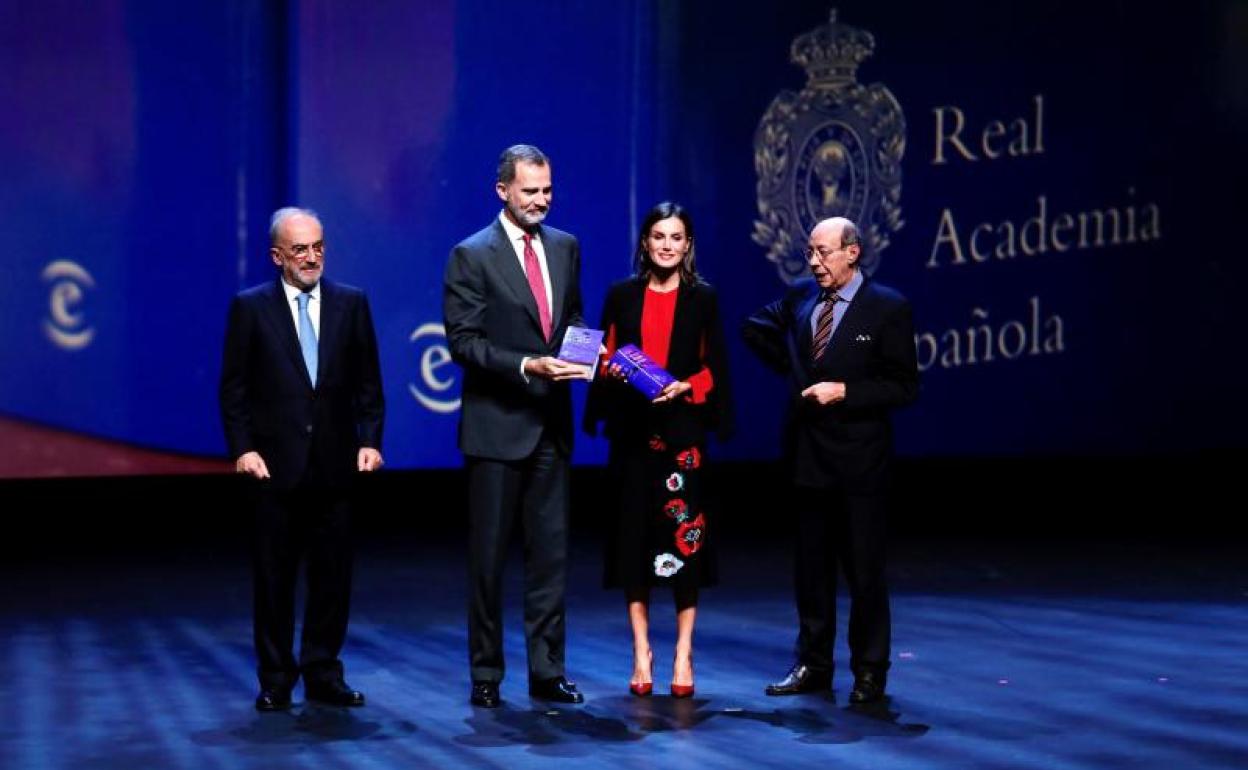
[634, 201, 699, 285]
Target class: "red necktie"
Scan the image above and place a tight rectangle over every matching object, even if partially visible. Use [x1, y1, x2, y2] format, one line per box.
[810, 292, 840, 361]
[523, 233, 553, 342]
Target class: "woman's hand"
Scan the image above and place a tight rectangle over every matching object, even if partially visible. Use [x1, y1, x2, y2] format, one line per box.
[652, 380, 692, 404]
[603, 361, 629, 382]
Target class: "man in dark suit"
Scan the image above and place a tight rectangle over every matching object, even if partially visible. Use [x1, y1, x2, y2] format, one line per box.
[443, 144, 587, 708]
[220, 207, 385, 711]
[743, 216, 918, 705]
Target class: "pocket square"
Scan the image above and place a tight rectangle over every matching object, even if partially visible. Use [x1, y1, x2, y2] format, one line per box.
[855, 333, 872, 342]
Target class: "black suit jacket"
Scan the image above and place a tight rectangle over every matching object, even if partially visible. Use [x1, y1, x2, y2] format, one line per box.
[443, 219, 585, 461]
[583, 277, 733, 447]
[743, 277, 918, 492]
[219, 278, 385, 490]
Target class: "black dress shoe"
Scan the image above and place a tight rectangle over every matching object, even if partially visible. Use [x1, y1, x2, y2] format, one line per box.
[765, 663, 832, 696]
[471, 681, 501, 708]
[528, 676, 585, 704]
[305, 679, 366, 707]
[255, 687, 292, 711]
[848, 671, 887, 704]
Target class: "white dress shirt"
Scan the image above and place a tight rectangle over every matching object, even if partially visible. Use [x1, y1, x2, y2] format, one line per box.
[498, 210, 553, 317]
[281, 279, 321, 340]
[499, 212, 557, 380]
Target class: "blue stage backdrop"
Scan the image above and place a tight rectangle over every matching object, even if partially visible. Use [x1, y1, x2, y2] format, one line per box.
[1, 0, 1245, 477]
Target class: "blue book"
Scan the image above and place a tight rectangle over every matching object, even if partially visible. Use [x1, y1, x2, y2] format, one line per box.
[608, 344, 676, 400]
[557, 326, 605, 380]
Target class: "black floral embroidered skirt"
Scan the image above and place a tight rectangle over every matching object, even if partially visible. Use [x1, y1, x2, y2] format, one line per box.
[602, 435, 717, 591]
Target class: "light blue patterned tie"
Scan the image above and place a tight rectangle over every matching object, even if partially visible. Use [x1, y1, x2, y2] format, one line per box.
[297, 292, 318, 386]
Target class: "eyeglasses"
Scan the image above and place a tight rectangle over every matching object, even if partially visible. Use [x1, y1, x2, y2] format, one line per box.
[805, 244, 846, 260]
[280, 241, 325, 260]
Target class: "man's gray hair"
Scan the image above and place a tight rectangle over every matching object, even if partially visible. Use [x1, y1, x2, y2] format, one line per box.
[840, 221, 860, 247]
[269, 207, 320, 243]
[497, 144, 549, 184]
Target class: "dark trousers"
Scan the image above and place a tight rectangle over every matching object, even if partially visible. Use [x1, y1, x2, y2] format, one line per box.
[793, 485, 891, 676]
[466, 434, 569, 684]
[252, 482, 353, 690]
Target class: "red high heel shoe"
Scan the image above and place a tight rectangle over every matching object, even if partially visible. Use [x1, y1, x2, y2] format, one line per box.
[630, 648, 653, 697]
[670, 651, 694, 698]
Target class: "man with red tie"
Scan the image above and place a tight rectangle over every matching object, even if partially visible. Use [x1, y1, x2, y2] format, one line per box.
[743, 216, 919, 705]
[443, 144, 587, 708]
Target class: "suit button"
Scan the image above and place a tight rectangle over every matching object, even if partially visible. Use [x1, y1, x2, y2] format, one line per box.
[305, 424, 313, 434]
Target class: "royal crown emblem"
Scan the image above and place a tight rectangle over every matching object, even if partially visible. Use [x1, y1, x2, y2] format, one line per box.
[753, 10, 905, 283]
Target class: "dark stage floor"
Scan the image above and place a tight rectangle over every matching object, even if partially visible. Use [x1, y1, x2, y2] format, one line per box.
[1, 533, 1245, 769]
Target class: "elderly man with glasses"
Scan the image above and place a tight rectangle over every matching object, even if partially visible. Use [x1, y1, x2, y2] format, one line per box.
[743, 216, 919, 705]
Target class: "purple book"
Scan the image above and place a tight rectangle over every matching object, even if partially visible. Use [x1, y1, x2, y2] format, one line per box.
[557, 326, 605, 380]
[608, 344, 676, 400]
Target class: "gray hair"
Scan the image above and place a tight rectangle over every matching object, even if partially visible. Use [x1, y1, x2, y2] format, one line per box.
[496, 144, 549, 184]
[269, 207, 320, 243]
[840, 221, 860, 248]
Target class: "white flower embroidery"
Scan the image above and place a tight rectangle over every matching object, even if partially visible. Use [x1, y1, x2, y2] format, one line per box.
[653, 553, 685, 577]
[665, 473, 685, 492]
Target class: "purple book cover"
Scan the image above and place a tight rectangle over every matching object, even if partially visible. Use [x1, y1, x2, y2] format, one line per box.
[557, 326, 605, 379]
[609, 344, 676, 400]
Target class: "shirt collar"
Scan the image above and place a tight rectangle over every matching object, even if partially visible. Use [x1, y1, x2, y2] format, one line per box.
[281, 278, 320, 302]
[829, 270, 863, 302]
[498, 210, 538, 243]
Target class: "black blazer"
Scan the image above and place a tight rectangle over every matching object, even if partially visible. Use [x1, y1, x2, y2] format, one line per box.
[444, 219, 585, 461]
[584, 277, 733, 448]
[219, 278, 385, 491]
[743, 277, 918, 492]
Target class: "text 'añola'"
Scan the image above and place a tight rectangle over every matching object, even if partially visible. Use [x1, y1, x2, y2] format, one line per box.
[914, 295, 1064, 372]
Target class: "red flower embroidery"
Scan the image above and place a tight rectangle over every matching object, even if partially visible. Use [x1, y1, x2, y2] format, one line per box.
[663, 499, 689, 521]
[675, 447, 702, 470]
[675, 513, 706, 557]
[648, 435, 668, 452]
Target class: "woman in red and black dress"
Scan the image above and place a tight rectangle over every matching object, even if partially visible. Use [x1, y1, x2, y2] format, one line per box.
[584, 201, 732, 698]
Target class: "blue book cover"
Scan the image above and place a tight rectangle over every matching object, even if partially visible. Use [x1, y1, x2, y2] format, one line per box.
[608, 344, 676, 400]
[557, 326, 605, 380]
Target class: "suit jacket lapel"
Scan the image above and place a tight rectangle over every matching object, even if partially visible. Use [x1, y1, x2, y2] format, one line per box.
[820, 280, 871, 367]
[667, 281, 694, 364]
[490, 220, 545, 338]
[818, 280, 878, 366]
[617, 278, 646, 343]
[795, 286, 821, 374]
[261, 279, 314, 389]
[317, 280, 343, 384]
[545, 230, 567, 334]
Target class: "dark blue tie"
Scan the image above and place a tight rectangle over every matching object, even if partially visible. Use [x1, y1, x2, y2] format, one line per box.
[297, 292, 318, 386]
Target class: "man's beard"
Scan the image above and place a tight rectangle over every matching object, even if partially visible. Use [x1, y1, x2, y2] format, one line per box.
[508, 201, 547, 228]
